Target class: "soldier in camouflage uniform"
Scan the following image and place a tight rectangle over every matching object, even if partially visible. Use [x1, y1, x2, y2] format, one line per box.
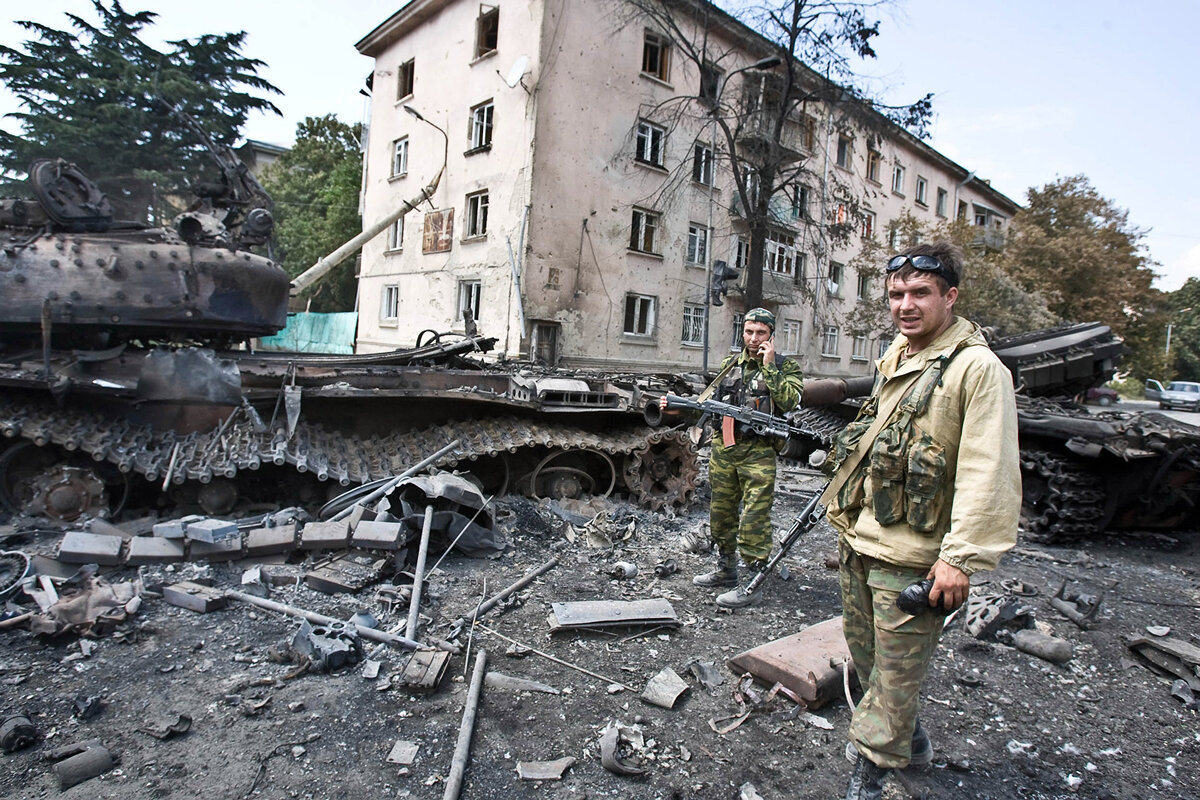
[822, 243, 1020, 800]
[690, 307, 802, 608]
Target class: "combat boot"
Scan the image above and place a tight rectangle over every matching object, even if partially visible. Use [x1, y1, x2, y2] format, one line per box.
[844, 719, 933, 767]
[715, 561, 765, 608]
[844, 753, 890, 800]
[693, 551, 738, 588]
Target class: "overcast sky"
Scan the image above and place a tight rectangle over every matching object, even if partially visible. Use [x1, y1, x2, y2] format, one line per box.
[2, 0, 1195, 291]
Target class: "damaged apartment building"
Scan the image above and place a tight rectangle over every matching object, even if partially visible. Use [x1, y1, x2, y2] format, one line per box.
[352, 0, 1018, 377]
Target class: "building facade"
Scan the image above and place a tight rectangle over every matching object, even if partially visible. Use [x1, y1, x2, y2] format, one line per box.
[354, 0, 1019, 378]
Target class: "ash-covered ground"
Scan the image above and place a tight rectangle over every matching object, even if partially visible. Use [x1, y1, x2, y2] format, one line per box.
[1, 462, 1198, 800]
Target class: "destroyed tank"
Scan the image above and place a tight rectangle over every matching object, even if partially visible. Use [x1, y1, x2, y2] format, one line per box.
[0, 150, 707, 522]
[790, 321, 1200, 541]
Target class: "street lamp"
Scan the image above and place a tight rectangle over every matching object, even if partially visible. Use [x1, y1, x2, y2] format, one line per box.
[703, 54, 783, 375]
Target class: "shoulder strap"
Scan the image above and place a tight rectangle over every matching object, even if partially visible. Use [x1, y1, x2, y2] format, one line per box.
[698, 355, 740, 403]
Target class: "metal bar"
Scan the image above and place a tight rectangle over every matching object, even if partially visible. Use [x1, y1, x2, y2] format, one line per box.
[442, 649, 487, 800]
[329, 438, 461, 522]
[225, 589, 429, 651]
[448, 557, 559, 641]
[405, 505, 434, 641]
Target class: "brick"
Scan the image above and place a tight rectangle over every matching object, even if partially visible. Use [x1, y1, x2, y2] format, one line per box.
[163, 580, 227, 613]
[189, 533, 244, 562]
[245, 523, 297, 557]
[153, 514, 204, 539]
[351, 520, 405, 551]
[57, 531, 123, 565]
[299, 519, 350, 551]
[185, 518, 239, 543]
[126, 536, 186, 565]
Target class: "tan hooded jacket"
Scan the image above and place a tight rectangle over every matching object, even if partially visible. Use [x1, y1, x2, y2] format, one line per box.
[824, 316, 1021, 575]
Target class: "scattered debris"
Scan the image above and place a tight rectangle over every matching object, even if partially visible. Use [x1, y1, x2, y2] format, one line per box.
[443, 650, 488, 800]
[515, 756, 575, 780]
[654, 558, 677, 577]
[386, 740, 419, 765]
[547, 599, 679, 633]
[163, 580, 227, 613]
[726, 616, 855, 709]
[689, 660, 725, 694]
[608, 560, 638, 579]
[599, 720, 647, 776]
[138, 713, 192, 740]
[484, 671, 560, 695]
[965, 593, 1034, 640]
[1049, 579, 1110, 629]
[47, 739, 115, 790]
[1126, 634, 1200, 690]
[640, 667, 689, 709]
[1008, 629, 1074, 664]
[292, 618, 363, 672]
[0, 714, 37, 753]
[396, 649, 451, 693]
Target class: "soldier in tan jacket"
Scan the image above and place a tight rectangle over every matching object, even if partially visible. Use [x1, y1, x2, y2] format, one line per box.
[825, 242, 1021, 800]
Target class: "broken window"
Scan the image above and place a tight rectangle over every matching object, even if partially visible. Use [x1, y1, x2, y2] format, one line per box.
[836, 136, 852, 169]
[397, 59, 415, 99]
[857, 272, 871, 300]
[470, 101, 494, 150]
[866, 150, 881, 183]
[381, 285, 400, 321]
[681, 303, 704, 345]
[892, 164, 906, 195]
[915, 176, 928, 206]
[457, 279, 482, 325]
[733, 235, 749, 273]
[475, 7, 499, 59]
[642, 31, 670, 81]
[623, 293, 656, 336]
[388, 218, 404, 251]
[852, 334, 869, 361]
[392, 137, 409, 177]
[635, 120, 666, 167]
[791, 184, 809, 220]
[765, 230, 796, 276]
[862, 210, 875, 239]
[828, 262, 844, 297]
[686, 223, 709, 265]
[692, 142, 714, 185]
[699, 60, 722, 104]
[465, 190, 489, 238]
[936, 187, 948, 217]
[629, 208, 660, 253]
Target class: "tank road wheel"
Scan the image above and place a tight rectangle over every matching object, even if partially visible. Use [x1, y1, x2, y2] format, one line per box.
[0, 442, 128, 521]
[623, 430, 700, 513]
[526, 449, 617, 501]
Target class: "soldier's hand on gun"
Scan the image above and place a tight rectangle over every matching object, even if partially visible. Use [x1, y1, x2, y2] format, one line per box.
[927, 559, 969, 611]
[659, 395, 668, 410]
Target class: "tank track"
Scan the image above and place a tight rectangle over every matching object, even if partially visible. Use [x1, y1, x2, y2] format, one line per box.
[0, 397, 699, 513]
[1019, 447, 1108, 542]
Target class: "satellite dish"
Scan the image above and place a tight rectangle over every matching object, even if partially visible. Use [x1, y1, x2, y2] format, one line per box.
[504, 55, 529, 88]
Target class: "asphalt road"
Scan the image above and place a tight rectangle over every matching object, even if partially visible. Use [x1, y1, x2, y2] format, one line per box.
[1104, 398, 1200, 426]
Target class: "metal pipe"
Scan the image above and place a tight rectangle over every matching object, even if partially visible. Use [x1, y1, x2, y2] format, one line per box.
[225, 589, 430, 651]
[447, 557, 560, 640]
[405, 505, 434, 641]
[329, 438, 461, 522]
[442, 649, 487, 800]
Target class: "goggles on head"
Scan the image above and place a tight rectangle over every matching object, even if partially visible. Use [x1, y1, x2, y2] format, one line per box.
[886, 254, 958, 288]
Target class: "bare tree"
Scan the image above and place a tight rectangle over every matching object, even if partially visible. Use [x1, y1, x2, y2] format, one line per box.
[612, 0, 931, 311]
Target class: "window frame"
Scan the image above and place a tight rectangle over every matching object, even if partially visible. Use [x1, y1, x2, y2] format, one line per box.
[730, 312, 745, 351]
[629, 207, 661, 254]
[780, 318, 802, 354]
[623, 292, 657, 337]
[392, 136, 409, 178]
[474, 7, 499, 60]
[851, 334, 869, 361]
[457, 279, 482, 324]
[641, 30, 671, 82]
[465, 189, 489, 239]
[857, 272, 871, 301]
[733, 235, 749, 273]
[634, 119, 666, 168]
[891, 164, 906, 195]
[866, 150, 881, 183]
[686, 222, 709, 265]
[936, 187, 948, 217]
[828, 261, 844, 297]
[396, 59, 415, 100]
[681, 302, 705, 346]
[861, 210, 876, 239]
[836, 135, 852, 169]
[821, 325, 840, 357]
[765, 229, 796, 277]
[469, 100, 494, 151]
[380, 284, 400, 322]
[692, 142, 714, 186]
[915, 175, 929, 206]
[791, 184, 809, 221]
[387, 217, 404, 251]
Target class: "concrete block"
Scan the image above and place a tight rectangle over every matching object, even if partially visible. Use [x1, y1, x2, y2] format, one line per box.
[299, 519, 350, 551]
[189, 533, 244, 562]
[245, 523, 297, 557]
[185, 518, 239, 543]
[126, 536, 186, 565]
[347, 504, 377, 528]
[351, 520, 405, 551]
[153, 514, 204, 539]
[57, 531, 123, 565]
[163, 581, 227, 613]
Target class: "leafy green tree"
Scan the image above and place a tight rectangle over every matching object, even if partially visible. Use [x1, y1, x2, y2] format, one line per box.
[1000, 175, 1161, 369]
[0, 0, 280, 221]
[260, 115, 363, 312]
[1162, 278, 1200, 380]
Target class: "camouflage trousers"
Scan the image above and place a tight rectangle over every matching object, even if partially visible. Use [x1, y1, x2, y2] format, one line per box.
[709, 438, 776, 564]
[838, 535, 943, 769]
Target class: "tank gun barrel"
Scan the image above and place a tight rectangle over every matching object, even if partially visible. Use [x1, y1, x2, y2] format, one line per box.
[290, 165, 444, 296]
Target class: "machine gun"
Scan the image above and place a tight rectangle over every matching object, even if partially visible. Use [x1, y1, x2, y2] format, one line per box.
[652, 394, 817, 448]
[745, 483, 829, 594]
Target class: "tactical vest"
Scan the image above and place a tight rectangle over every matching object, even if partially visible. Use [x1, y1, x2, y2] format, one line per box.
[825, 341, 972, 533]
[717, 353, 786, 416]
